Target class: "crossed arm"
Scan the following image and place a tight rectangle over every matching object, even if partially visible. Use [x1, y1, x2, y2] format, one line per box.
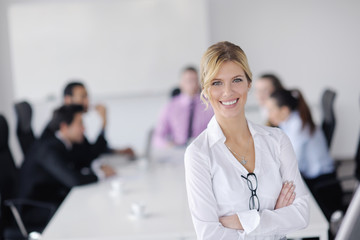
[219, 181, 296, 230]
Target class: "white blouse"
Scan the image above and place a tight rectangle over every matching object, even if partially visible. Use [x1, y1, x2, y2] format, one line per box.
[184, 117, 309, 240]
[279, 111, 335, 179]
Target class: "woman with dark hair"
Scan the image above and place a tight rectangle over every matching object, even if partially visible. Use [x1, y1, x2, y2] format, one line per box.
[266, 89, 343, 219]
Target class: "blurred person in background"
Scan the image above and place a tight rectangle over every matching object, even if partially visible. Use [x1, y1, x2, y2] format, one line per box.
[266, 89, 343, 219]
[152, 66, 213, 149]
[41, 81, 135, 172]
[17, 105, 116, 226]
[254, 73, 285, 123]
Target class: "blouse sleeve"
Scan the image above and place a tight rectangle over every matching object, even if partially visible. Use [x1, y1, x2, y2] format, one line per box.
[185, 146, 252, 240]
[248, 130, 310, 237]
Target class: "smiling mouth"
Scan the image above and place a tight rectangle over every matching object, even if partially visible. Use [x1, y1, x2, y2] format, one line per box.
[221, 99, 238, 106]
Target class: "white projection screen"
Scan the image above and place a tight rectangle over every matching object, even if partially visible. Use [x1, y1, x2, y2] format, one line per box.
[8, 0, 209, 100]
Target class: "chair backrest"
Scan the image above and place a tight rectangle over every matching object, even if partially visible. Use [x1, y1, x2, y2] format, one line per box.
[0, 114, 19, 235]
[14, 101, 36, 155]
[355, 96, 360, 181]
[0, 114, 18, 199]
[355, 137, 360, 181]
[321, 89, 336, 148]
[170, 87, 181, 98]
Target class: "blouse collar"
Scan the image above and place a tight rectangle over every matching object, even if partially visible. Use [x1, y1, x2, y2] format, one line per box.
[207, 116, 271, 147]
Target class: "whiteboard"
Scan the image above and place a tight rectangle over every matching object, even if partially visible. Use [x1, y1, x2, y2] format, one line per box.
[8, 0, 209, 100]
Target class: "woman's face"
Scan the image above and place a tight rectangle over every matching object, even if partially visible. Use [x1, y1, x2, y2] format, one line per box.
[254, 78, 275, 107]
[265, 98, 290, 126]
[208, 61, 250, 121]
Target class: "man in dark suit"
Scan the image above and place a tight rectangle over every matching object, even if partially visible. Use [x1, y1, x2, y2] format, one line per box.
[41, 82, 135, 171]
[18, 105, 115, 207]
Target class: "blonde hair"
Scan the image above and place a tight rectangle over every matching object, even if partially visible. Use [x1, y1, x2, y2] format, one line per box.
[200, 41, 252, 107]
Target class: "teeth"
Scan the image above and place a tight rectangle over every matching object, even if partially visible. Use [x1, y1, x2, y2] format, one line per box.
[222, 99, 237, 106]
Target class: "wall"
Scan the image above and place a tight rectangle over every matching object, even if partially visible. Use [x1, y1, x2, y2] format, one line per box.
[8, 0, 209, 100]
[3, 0, 210, 162]
[1, 0, 359, 162]
[0, 0, 22, 165]
[208, 0, 360, 158]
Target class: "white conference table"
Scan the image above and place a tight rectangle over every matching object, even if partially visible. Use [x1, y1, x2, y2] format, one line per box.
[42, 154, 328, 240]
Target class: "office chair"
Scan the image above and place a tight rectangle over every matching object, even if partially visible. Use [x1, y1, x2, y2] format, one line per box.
[0, 115, 19, 239]
[332, 96, 360, 210]
[14, 101, 36, 155]
[321, 89, 336, 149]
[355, 96, 360, 181]
[355, 136, 360, 181]
[170, 87, 181, 98]
[0, 114, 55, 240]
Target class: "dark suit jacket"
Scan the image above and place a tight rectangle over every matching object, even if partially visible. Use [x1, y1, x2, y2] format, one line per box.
[41, 123, 110, 171]
[17, 136, 98, 206]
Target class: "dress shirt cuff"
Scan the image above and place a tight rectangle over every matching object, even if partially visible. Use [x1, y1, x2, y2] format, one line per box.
[237, 209, 260, 234]
[91, 159, 106, 180]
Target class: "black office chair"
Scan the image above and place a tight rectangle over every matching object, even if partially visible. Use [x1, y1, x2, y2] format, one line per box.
[0, 114, 55, 240]
[333, 96, 360, 209]
[14, 101, 36, 155]
[0, 115, 19, 239]
[321, 89, 336, 149]
[355, 96, 360, 181]
[170, 87, 181, 98]
[354, 136, 360, 182]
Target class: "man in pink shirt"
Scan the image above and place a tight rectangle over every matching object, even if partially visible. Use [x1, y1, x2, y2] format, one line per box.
[152, 66, 214, 148]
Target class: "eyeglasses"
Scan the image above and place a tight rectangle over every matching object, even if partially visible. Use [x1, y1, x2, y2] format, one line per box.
[241, 173, 260, 211]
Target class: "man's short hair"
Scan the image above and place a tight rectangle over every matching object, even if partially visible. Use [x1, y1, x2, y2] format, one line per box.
[182, 66, 197, 74]
[63, 81, 85, 97]
[48, 104, 84, 132]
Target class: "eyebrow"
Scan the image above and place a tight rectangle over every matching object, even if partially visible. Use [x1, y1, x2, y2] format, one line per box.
[233, 75, 245, 79]
[212, 74, 246, 81]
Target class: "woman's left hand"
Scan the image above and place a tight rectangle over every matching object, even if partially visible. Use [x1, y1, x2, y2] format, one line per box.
[275, 181, 296, 209]
[219, 214, 243, 230]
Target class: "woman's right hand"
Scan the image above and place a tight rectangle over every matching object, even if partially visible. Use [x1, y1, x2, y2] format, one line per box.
[275, 181, 296, 209]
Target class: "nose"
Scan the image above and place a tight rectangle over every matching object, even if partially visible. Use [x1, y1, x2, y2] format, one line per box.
[223, 82, 234, 97]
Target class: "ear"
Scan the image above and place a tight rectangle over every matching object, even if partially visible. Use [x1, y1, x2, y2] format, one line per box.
[248, 82, 252, 91]
[64, 96, 72, 105]
[59, 122, 69, 133]
[280, 106, 291, 117]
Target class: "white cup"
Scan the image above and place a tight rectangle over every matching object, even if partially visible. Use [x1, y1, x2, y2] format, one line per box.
[131, 202, 146, 218]
[110, 179, 124, 194]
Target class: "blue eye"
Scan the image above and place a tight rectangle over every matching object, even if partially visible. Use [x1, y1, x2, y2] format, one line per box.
[211, 81, 222, 86]
[233, 78, 243, 83]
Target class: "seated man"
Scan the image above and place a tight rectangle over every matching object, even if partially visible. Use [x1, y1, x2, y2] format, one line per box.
[42, 81, 135, 171]
[152, 66, 214, 148]
[18, 105, 115, 207]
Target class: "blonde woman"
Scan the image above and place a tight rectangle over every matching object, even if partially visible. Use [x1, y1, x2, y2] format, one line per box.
[184, 41, 309, 239]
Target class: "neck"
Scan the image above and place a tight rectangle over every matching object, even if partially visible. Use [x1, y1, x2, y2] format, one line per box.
[216, 114, 250, 143]
[55, 131, 73, 150]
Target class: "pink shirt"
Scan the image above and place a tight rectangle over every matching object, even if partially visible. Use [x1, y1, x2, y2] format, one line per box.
[152, 93, 214, 148]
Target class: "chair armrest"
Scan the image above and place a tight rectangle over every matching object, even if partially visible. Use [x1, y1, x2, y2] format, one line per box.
[4, 198, 56, 238]
[4, 198, 56, 212]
